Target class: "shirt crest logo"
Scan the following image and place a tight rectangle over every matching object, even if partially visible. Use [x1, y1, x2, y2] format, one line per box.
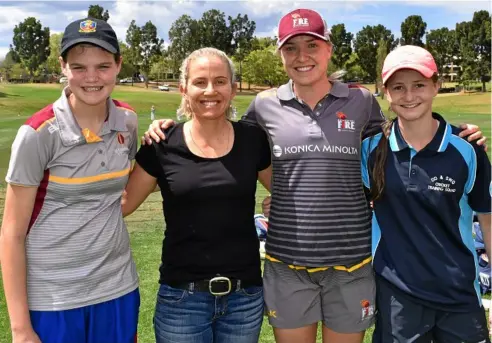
[360, 299, 375, 320]
[428, 175, 457, 193]
[79, 20, 97, 33]
[117, 133, 125, 145]
[337, 112, 355, 132]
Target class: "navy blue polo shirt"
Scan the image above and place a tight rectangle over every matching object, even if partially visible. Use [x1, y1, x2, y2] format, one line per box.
[361, 113, 491, 312]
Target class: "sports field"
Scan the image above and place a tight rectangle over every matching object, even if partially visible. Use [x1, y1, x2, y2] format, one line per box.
[0, 83, 490, 342]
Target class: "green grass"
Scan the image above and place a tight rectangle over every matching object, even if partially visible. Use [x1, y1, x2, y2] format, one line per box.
[0, 84, 490, 343]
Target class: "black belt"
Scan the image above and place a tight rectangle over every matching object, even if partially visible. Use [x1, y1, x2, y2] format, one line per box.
[168, 276, 253, 296]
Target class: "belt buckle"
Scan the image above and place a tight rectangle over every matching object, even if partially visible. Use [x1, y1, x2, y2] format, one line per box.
[209, 276, 231, 296]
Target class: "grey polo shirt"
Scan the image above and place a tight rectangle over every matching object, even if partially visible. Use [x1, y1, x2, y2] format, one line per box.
[6, 87, 139, 310]
[243, 80, 385, 267]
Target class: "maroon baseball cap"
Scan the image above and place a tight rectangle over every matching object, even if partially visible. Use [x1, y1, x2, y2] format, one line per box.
[277, 9, 331, 49]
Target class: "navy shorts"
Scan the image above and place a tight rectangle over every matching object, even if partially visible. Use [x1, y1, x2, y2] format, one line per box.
[373, 276, 490, 343]
[30, 288, 140, 343]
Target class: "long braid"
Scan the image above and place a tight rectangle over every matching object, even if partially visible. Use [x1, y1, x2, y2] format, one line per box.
[370, 117, 396, 201]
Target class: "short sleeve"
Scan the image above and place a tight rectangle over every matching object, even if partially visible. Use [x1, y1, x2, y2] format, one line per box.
[468, 144, 491, 213]
[360, 137, 372, 189]
[128, 126, 138, 160]
[257, 127, 271, 171]
[240, 98, 258, 125]
[134, 143, 161, 178]
[362, 96, 385, 140]
[6, 125, 49, 186]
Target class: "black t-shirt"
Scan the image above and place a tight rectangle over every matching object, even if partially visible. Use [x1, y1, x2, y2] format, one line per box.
[135, 121, 271, 285]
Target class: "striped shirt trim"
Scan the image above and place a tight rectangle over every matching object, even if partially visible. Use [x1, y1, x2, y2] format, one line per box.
[28, 170, 50, 234]
[25, 104, 55, 131]
[265, 254, 372, 272]
[49, 168, 131, 184]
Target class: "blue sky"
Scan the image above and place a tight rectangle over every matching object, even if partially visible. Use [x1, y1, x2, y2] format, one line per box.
[0, 0, 490, 60]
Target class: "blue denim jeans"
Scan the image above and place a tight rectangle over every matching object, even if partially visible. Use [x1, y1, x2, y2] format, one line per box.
[154, 283, 264, 343]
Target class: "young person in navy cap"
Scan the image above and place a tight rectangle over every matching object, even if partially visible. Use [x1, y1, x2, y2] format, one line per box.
[142, 9, 487, 343]
[1, 18, 139, 343]
[362, 45, 491, 342]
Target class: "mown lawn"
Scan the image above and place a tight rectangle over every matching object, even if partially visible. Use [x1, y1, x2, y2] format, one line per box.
[0, 84, 490, 342]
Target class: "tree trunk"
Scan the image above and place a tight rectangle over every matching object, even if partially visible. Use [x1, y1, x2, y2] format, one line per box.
[482, 81, 486, 92]
[374, 81, 379, 94]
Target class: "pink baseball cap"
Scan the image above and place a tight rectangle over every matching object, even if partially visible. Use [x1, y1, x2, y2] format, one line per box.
[382, 45, 438, 84]
[277, 9, 331, 49]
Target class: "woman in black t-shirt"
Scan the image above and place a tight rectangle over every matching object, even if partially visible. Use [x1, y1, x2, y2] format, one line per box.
[122, 47, 272, 343]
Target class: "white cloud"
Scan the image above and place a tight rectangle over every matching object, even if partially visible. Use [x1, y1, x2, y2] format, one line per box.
[239, 0, 366, 18]
[0, 46, 9, 60]
[402, 0, 491, 14]
[0, 0, 489, 52]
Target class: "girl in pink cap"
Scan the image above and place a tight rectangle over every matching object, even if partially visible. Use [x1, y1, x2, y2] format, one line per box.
[361, 45, 491, 342]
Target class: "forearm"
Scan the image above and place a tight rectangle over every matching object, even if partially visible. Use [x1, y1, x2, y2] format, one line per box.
[477, 214, 491, 262]
[0, 235, 32, 332]
[258, 165, 272, 193]
[123, 166, 158, 217]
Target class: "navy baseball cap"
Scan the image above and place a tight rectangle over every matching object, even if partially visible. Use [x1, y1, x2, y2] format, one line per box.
[61, 18, 120, 56]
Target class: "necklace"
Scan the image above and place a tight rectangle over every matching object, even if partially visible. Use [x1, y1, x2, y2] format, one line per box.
[189, 122, 231, 158]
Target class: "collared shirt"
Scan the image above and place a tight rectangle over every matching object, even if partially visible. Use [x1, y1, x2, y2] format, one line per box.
[242, 80, 385, 267]
[361, 113, 492, 312]
[6, 87, 139, 311]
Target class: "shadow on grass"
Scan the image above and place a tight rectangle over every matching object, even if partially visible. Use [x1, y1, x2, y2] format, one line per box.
[0, 92, 20, 98]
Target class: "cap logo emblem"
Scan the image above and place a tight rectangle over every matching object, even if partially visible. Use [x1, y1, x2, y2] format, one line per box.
[79, 20, 97, 33]
[293, 17, 309, 28]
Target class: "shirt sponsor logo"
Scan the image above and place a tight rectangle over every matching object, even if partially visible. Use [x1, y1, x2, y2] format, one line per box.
[272, 144, 358, 157]
[428, 175, 457, 193]
[272, 145, 283, 157]
[337, 111, 355, 132]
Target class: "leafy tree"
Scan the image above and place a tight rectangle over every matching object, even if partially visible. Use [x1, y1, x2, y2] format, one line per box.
[250, 37, 276, 51]
[228, 14, 256, 55]
[149, 56, 171, 81]
[140, 21, 163, 88]
[119, 42, 136, 79]
[400, 15, 427, 46]
[199, 10, 231, 52]
[168, 15, 201, 73]
[330, 24, 353, 69]
[125, 20, 142, 85]
[456, 11, 491, 91]
[343, 53, 369, 82]
[376, 39, 389, 99]
[242, 47, 287, 87]
[353, 24, 394, 92]
[46, 33, 63, 74]
[470, 10, 491, 91]
[88, 5, 110, 22]
[11, 17, 50, 78]
[228, 14, 256, 92]
[426, 28, 455, 80]
[0, 51, 17, 80]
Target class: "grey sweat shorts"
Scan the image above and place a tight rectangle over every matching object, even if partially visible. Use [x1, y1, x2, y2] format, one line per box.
[263, 258, 376, 333]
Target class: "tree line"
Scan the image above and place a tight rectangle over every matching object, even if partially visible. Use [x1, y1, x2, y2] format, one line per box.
[1, 4, 490, 92]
